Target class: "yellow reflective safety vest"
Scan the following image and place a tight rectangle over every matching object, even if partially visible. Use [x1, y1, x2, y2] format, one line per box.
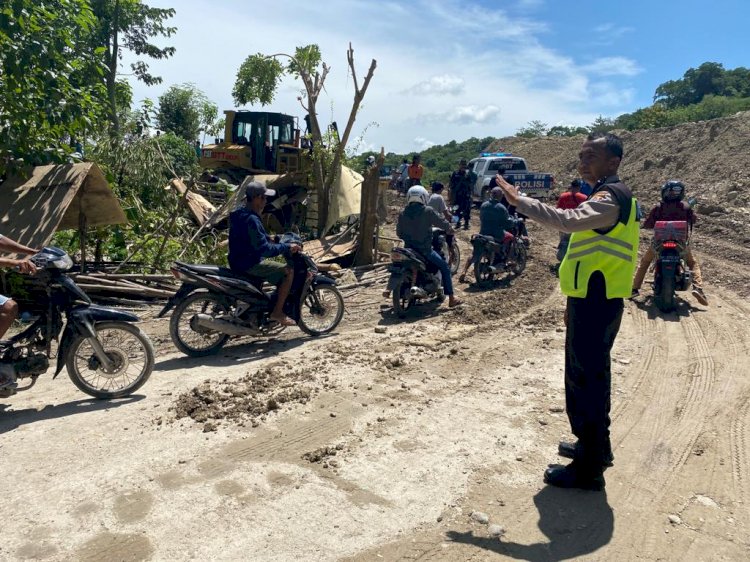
[559, 191, 639, 299]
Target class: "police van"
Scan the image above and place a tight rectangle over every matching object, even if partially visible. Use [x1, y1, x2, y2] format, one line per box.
[468, 153, 555, 202]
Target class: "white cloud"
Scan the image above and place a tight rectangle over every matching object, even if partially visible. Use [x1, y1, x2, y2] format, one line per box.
[583, 57, 642, 77]
[414, 137, 437, 150]
[420, 105, 502, 125]
[122, 0, 643, 153]
[405, 75, 465, 96]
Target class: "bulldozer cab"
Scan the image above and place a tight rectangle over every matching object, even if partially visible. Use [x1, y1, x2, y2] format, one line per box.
[201, 111, 302, 180]
[231, 111, 296, 172]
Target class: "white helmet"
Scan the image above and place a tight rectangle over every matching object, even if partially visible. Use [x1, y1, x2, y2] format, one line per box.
[406, 185, 429, 205]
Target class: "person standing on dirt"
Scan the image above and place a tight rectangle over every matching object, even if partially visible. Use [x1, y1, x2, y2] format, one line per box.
[458, 187, 516, 283]
[556, 179, 588, 261]
[228, 181, 301, 327]
[450, 159, 475, 230]
[496, 132, 640, 491]
[397, 186, 462, 308]
[407, 155, 424, 187]
[397, 159, 409, 194]
[0, 234, 39, 390]
[630, 180, 707, 305]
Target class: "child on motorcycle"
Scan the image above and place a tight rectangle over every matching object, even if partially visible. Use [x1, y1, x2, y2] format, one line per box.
[631, 180, 708, 305]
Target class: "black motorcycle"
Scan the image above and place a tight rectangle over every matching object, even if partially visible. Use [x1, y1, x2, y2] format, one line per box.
[471, 220, 528, 286]
[0, 248, 155, 399]
[159, 234, 345, 357]
[652, 220, 692, 312]
[388, 231, 452, 318]
[432, 227, 460, 275]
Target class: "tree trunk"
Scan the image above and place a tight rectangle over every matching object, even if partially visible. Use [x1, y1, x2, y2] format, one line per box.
[107, 0, 121, 136]
[354, 150, 384, 266]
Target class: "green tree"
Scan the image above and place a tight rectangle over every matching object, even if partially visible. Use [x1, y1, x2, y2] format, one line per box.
[156, 83, 218, 142]
[516, 120, 548, 138]
[0, 0, 107, 175]
[588, 115, 615, 133]
[89, 0, 176, 135]
[233, 43, 377, 234]
[546, 125, 589, 137]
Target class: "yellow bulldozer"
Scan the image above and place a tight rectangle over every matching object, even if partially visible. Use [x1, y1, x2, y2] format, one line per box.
[200, 110, 304, 184]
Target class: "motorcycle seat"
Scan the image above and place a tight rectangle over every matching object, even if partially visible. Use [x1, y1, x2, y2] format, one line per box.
[175, 262, 265, 287]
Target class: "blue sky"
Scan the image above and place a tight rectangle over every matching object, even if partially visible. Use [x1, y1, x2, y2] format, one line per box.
[124, 0, 749, 153]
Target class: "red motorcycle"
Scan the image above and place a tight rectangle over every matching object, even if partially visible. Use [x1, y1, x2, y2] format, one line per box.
[652, 220, 692, 312]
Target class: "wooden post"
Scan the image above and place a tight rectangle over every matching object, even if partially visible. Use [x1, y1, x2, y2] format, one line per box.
[354, 149, 384, 266]
[78, 187, 88, 273]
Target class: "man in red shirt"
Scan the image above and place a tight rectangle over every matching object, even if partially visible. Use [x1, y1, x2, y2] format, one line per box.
[556, 179, 588, 261]
[631, 180, 707, 305]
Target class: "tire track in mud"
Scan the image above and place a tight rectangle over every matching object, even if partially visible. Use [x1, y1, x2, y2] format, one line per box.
[704, 292, 750, 505]
[617, 297, 746, 561]
[730, 392, 750, 504]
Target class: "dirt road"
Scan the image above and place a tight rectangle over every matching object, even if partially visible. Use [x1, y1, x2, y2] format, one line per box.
[2, 218, 749, 561]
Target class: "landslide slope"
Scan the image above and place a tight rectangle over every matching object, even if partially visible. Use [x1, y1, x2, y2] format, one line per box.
[487, 111, 750, 248]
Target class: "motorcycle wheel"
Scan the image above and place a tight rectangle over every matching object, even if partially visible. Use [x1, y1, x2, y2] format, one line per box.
[474, 254, 493, 286]
[509, 242, 528, 276]
[169, 291, 231, 357]
[392, 274, 414, 318]
[298, 285, 345, 336]
[654, 272, 676, 312]
[66, 322, 154, 399]
[446, 240, 460, 275]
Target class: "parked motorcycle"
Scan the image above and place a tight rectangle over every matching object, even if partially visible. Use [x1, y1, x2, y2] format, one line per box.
[471, 220, 528, 286]
[388, 230, 453, 318]
[159, 234, 344, 357]
[652, 220, 692, 312]
[0, 248, 155, 399]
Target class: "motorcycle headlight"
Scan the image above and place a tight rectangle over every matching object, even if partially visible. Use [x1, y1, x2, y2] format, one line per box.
[51, 255, 73, 270]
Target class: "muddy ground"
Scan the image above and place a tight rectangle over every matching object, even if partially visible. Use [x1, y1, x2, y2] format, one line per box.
[2, 189, 750, 562]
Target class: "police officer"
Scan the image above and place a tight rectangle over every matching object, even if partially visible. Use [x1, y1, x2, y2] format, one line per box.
[496, 132, 639, 490]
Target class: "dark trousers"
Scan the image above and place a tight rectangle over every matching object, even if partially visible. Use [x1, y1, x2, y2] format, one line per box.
[457, 198, 471, 227]
[564, 274, 623, 474]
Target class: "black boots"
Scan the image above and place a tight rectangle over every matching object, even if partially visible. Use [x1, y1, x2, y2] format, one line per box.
[558, 440, 614, 467]
[544, 462, 605, 491]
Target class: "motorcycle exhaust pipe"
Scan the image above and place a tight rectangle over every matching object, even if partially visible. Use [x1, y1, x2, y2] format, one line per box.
[193, 314, 258, 336]
[410, 286, 428, 299]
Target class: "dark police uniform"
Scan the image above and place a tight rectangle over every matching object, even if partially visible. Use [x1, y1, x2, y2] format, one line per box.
[516, 176, 639, 475]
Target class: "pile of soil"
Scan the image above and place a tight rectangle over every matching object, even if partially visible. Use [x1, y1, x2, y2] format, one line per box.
[488, 111, 750, 248]
[487, 111, 750, 297]
[170, 362, 318, 432]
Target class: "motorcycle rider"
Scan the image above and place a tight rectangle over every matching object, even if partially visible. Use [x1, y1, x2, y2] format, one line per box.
[556, 179, 588, 261]
[449, 158, 475, 230]
[428, 182, 456, 267]
[228, 181, 301, 327]
[458, 187, 517, 282]
[631, 180, 707, 305]
[0, 234, 39, 390]
[397, 186, 462, 308]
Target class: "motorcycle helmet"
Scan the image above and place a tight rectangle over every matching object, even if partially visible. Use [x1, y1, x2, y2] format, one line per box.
[661, 180, 685, 202]
[406, 185, 429, 205]
[366, 155, 375, 165]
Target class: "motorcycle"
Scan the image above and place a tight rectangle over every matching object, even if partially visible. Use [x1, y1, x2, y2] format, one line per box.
[652, 220, 692, 312]
[159, 234, 344, 357]
[388, 230, 453, 318]
[432, 226, 460, 275]
[0, 248, 154, 399]
[471, 220, 528, 286]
